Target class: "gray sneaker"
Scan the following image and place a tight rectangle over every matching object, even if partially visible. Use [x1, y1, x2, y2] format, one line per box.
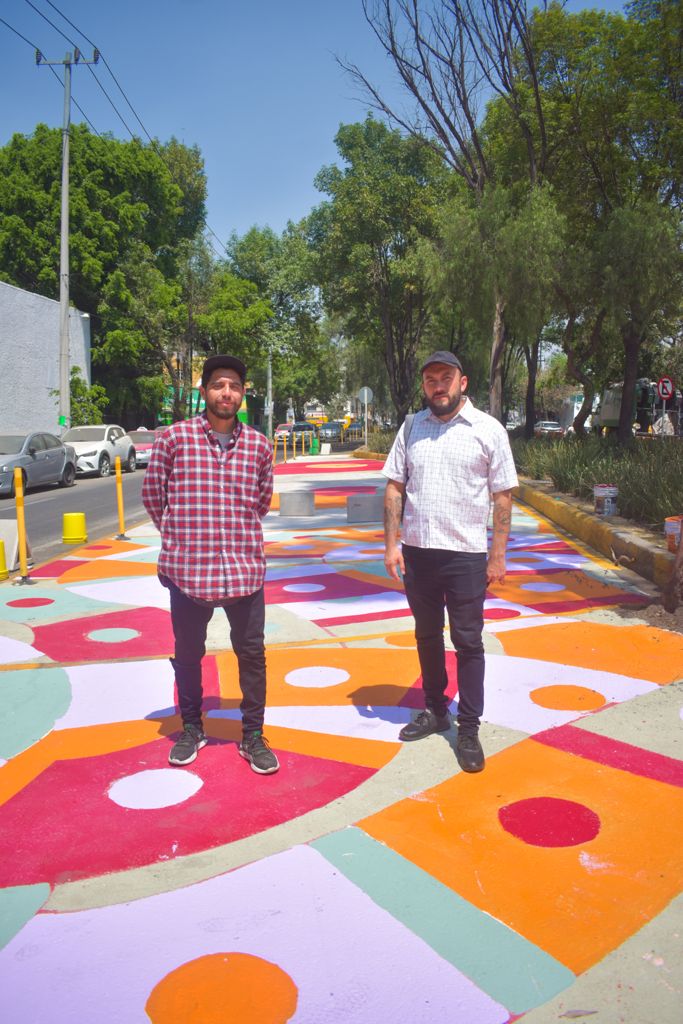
[239, 731, 280, 775]
[169, 723, 207, 766]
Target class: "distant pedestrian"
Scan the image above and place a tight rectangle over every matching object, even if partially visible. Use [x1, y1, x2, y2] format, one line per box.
[142, 354, 278, 774]
[383, 351, 518, 773]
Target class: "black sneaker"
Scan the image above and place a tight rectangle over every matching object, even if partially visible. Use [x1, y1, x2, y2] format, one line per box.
[456, 732, 485, 773]
[399, 709, 451, 742]
[168, 723, 207, 766]
[239, 732, 280, 775]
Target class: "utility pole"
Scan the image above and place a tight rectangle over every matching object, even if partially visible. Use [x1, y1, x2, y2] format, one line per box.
[266, 345, 273, 440]
[36, 47, 99, 431]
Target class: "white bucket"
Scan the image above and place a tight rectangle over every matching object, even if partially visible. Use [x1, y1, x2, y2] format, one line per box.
[594, 484, 618, 516]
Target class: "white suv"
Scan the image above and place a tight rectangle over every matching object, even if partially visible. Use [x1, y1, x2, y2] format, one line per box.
[61, 425, 137, 477]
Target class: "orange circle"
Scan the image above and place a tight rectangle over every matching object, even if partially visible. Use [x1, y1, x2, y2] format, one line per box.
[145, 952, 298, 1023]
[530, 685, 606, 711]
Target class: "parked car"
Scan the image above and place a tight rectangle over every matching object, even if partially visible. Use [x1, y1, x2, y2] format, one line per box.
[0, 432, 77, 497]
[291, 421, 318, 439]
[61, 424, 137, 477]
[345, 420, 364, 439]
[127, 429, 157, 467]
[319, 420, 344, 441]
[274, 423, 293, 441]
[533, 420, 563, 437]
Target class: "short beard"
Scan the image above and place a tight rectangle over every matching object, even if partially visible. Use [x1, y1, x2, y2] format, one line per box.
[425, 392, 462, 418]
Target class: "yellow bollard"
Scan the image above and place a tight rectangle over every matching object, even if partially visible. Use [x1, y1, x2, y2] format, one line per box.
[114, 456, 128, 539]
[272, 436, 278, 465]
[14, 468, 30, 581]
[63, 512, 87, 544]
[0, 539, 8, 581]
[283, 434, 288, 464]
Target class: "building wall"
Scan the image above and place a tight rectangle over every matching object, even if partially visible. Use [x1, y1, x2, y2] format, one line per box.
[0, 281, 91, 434]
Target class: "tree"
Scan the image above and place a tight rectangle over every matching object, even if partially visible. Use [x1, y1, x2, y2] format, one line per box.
[50, 366, 109, 426]
[309, 118, 446, 423]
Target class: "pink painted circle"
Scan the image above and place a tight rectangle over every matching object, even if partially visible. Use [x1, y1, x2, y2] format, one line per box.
[499, 797, 600, 847]
[7, 597, 55, 608]
[484, 608, 521, 620]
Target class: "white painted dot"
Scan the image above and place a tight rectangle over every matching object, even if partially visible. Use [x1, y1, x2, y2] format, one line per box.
[520, 582, 566, 593]
[107, 769, 203, 809]
[282, 583, 326, 593]
[284, 666, 351, 688]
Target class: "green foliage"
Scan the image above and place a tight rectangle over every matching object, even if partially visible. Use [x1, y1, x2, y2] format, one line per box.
[50, 366, 108, 426]
[512, 435, 683, 526]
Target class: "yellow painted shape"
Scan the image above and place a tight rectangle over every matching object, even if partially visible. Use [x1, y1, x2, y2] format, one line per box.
[498, 621, 683, 685]
[207, 718, 398, 770]
[145, 952, 298, 1023]
[215, 648, 421, 707]
[491, 570, 635, 606]
[359, 739, 683, 973]
[57, 560, 158, 584]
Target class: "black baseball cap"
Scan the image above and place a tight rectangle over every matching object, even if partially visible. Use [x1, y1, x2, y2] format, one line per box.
[421, 350, 464, 374]
[201, 354, 247, 387]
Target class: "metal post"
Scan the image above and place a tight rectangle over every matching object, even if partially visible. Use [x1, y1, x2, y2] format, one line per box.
[266, 345, 273, 440]
[58, 54, 72, 431]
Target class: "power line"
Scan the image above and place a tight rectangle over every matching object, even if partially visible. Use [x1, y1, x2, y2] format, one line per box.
[0, 15, 99, 133]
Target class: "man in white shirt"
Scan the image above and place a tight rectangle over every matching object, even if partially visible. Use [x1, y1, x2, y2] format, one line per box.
[383, 351, 518, 772]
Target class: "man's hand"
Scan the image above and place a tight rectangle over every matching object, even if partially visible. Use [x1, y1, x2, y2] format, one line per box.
[486, 552, 507, 584]
[385, 543, 405, 582]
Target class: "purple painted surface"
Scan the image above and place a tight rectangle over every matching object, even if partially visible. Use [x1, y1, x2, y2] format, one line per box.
[0, 846, 507, 1023]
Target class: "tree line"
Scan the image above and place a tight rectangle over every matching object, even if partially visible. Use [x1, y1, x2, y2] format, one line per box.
[1, 0, 681, 440]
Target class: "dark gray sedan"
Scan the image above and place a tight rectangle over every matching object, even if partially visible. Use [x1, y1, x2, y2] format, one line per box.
[0, 432, 78, 498]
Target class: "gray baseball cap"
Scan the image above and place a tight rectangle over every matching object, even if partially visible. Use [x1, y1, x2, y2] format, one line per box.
[420, 350, 464, 374]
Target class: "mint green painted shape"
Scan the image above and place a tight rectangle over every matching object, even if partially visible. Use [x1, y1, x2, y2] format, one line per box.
[0, 884, 51, 950]
[0, 668, 71, 759]
[312, 826, 574, 1015]
[86, 627, 140, 643]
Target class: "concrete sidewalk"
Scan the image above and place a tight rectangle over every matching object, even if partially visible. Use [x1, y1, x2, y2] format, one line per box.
[1, 452, 681, 1023]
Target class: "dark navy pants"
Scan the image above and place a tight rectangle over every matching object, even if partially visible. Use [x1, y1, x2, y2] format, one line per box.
[402, 546, 487, 735]
[165, 578, 267, 735]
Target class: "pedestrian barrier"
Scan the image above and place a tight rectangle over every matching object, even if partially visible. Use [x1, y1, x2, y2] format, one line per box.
[114, 457, 129, 539]
[0, 520, 32, 575]
[62, 512, 88, 544]
[13, 468, 31, 583]
[279, 491, 315, 517]
[0, 540, 8, 581]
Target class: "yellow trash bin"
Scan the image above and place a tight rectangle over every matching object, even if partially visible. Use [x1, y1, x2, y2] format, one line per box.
[62, 512, 88, 544]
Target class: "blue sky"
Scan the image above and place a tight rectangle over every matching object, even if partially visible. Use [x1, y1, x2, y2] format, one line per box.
[2, 0, 625, 254]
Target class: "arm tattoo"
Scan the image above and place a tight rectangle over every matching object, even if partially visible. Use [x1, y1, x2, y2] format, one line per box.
[384, 493, 403, 541]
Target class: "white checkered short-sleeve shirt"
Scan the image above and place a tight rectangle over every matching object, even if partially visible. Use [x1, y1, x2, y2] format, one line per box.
[382, 398, 518, 552]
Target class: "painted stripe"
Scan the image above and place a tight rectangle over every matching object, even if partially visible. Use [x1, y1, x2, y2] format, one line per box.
[532, 725, 683, 787]
[317, 607, 413, 627]
[311, 826, 574, 1015]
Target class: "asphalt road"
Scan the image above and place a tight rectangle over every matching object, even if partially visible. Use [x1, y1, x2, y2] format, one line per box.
[0, 470, 148, 566]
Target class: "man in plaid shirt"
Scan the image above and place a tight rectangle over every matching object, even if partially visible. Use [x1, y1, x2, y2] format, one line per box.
[383, 351, 518, 774]
[142, 354, 278, 774]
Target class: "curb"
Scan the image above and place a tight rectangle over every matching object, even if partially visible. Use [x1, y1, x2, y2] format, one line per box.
[515, 481, 674, 589]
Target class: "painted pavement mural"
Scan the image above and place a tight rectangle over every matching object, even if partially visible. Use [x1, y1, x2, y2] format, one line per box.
[0, 456, 682, 1022]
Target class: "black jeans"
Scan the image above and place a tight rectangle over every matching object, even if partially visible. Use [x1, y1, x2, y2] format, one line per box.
[403, 546, 487, 735]
[165, 578, 267, 736]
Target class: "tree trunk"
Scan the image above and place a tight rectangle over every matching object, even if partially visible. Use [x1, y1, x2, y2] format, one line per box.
[618, 326, 642, 445]
[489, 294, 507, 422]
[522, 334, 540, 440]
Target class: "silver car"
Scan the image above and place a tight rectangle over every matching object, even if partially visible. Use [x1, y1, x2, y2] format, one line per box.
[61, 424, 136, 477]
[0, 432, 77, 498]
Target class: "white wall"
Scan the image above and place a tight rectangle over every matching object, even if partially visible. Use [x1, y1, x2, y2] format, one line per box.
[0, 281, 91, 434]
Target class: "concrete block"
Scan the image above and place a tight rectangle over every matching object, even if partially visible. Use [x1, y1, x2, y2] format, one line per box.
[279, 491, 315, 517]
[0, 520, 33, 571]
[347, 493, 384, 523]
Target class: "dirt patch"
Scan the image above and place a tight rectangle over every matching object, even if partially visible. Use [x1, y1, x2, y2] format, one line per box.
[620, 596, 683, 635]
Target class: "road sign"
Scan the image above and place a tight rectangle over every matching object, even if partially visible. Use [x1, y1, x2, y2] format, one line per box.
[657, 376, 674, 401]
[358, 386, 373, 404]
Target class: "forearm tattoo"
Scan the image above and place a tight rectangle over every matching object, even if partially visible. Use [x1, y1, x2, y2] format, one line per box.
[384, 493, 403, 542]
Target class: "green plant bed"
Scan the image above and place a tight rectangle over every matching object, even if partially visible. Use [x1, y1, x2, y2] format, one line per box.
[511, 436, 683, 528]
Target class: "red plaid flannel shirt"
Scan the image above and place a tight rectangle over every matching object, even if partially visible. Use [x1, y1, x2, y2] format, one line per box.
[142, 413, 273, 601]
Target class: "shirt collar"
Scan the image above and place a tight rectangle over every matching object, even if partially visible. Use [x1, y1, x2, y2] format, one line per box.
[199, 411, 243, 446]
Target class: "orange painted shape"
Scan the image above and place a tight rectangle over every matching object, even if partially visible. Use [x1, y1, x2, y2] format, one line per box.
[359, 739, 683, 973]
[530, 685, 606, 711]
[145, 952, 298, 1023]
[57, 560, 158, 584]
[385, 632, 418, 648]
[492, 571, 631, 606]
[77, 540, 146, 559]
[215, 648, 420, 708]
[498, 621, 683, 685]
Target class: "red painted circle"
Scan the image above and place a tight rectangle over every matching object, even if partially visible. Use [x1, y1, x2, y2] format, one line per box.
[484, 608, 521, 620]
[499, 797, 600, 847]
[6, 597, 55, 608]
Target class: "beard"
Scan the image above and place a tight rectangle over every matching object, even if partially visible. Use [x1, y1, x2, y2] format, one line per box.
[205, 395, 239, 422]
[425, 389, 462, 418]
